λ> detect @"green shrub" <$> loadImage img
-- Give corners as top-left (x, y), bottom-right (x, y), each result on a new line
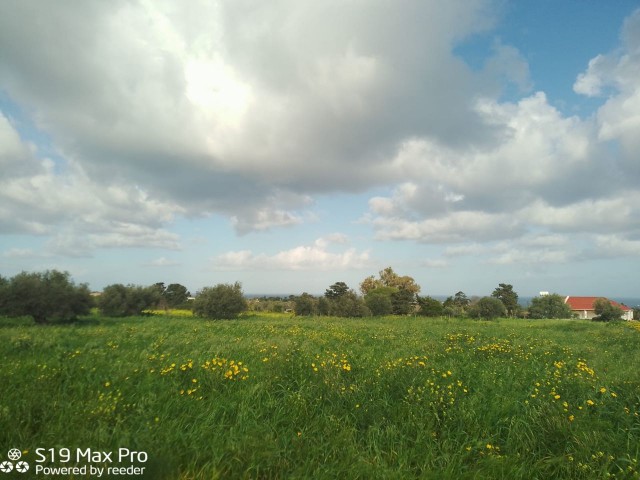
top-left (193, 282), bottom-right (247, 319)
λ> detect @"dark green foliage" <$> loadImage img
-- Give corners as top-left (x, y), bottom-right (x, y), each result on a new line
top-left (468, 296), bottom-right (507, 320)
top-left (294, 293), bottom-right (317, 316)
top-left (528, 294), bottom-right (573, 319)
top-left (0, 270), bottom-right (91, 324)
top-left (99, 284), bottom-right (161, 317)
top-left (164, 283), bottom-right (190, 308)
top-left (593, 298), bottom-right (624, 322)
top-left (491, 283), bottom-right (519, 316)
top-left (193, 282), bottom-right (247, 319)
top-left (329, 291), bottom-right (370, 317)
top-left (365, 290), bottom-right (393, 316)
top-left (322, 282), bottom-right (369, 317)
top-left (443, 291), bottom-right (470, 317)
top-left (417, 296), bottom-right (444, 317)
top-left (318, 296), bottom-right (332, 316)
top-left (364, 287), bottom-right (397, 316)
top-left (324, 281), bottom-right (350, 299)
top-left (391, 288), bottom-right (415, 315)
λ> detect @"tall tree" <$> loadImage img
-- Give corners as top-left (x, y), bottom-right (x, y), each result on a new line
top-left (325, 282), bottom-right (350, 299)
top-left (491, 283), bottom-right (519, 316)
top-left (164, 283), bottom-right (190, 307)
top-left (360, 267), bottom-right (420, 295)
top-left (443, 291), bottom-right (470, 317)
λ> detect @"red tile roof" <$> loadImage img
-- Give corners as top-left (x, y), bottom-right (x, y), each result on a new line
top-left (564, 296), bottom-right (631, 312)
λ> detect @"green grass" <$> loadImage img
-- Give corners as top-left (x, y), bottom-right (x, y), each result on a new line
top-left (1, 315), bottom-right (639, 479)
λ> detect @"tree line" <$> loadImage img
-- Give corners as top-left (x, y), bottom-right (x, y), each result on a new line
top-left (0, 268), bottom-right (632, 324)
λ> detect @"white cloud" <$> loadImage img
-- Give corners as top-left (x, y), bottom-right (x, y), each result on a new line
top-left (214, 236), bottom-right (370, 271)
top-left (0, 111), bottom-right (183, 254)
top-left (1, 248), bottom-right (47, 259)
top-left (146, 257), bottom-right (181, 267)
top-left (421, 258), bottom-right (448, 269)
top-left (0, 1), bottom-right (639, 278)
top-left (574, 8), bottom-right (640, 175)
top-left (593, 234), bottom-right (640, 257)
top-left (0, 0), bottom-right (502, 235)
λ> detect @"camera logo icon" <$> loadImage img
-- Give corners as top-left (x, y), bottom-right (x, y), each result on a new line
top-left (7, 449), bottom-right (21, 461)
top-left (1, 449), bottom-right (29, 474)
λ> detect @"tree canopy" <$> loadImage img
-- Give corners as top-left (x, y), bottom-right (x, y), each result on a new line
top-left (468, 296), bottom-right (507, 320)
top-left (0, 270), bottom-right (92, 324)
top-left (491, 283), bottom-right (519, 316)
top-left (193, 282), bottom-right (247, 319)
top-left (528, 294), bottom-right (573, 319)
top-left (417, 296), bottom-right (444, 317)
top-left (360, 267), bottom-right (421, 295)
top-left (99, 284), bottom-right (161, 317)
top-left (593, 298), bottom-right (624, 322)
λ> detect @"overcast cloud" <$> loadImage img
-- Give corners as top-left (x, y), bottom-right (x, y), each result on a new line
top-left (1, 1), bottom-right (639, 294)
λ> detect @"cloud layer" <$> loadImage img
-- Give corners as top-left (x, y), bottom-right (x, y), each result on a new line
top-left (1, 1), bottom-right (639, 273)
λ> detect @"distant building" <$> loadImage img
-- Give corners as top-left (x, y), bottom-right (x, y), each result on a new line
top-left (564, 296), bottom-right (633, 321)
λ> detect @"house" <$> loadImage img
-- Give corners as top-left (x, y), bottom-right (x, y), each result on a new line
top-left (564, 296), bottom-right (633, 321)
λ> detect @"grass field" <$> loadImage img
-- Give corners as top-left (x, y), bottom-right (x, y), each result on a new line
top-left (1, 314), bottom-right (639, 479)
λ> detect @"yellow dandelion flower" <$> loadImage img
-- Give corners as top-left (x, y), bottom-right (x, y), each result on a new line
top-left (599, 387), bottom-right (607, 394)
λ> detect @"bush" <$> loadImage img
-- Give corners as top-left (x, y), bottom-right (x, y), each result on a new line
top-left (417, 296), bottom-right (444, 317)
top-left (365, 292), bottom-right (393, 316)
top-left (468, 296), bottom-right (506, 320)
top-left (294, 293), bottom-right (317, 316)
top-left (0, 270), bottom-right (92, 324)
top-left (193, 282), bottom-right (247, 319)
top-left (528, 294), bottom-right (573, 319)
top-left (593, 298), bottom-right (624, 322)
top-left (99, 284), bottom-right (161, 317)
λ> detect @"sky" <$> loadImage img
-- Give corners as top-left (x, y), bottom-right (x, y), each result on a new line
top-left (1, 1), bottom-right (640, 298)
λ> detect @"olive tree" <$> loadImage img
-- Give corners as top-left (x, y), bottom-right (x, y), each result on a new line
top-left (0, 270), bottom-right (92, 324)
top-left (593, 298), bottom-right (624, 322)
top-left (528, 294), bottom-right (573, 319)
top-left (98, 284), bottom-right (161, 317)
top-left (193, 282), bottom-right (247, 319)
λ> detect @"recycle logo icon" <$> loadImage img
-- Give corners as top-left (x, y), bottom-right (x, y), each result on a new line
top-left (0, 461), bottom-right (13, 473)
top-left (15, 461), bottom-right (29, 473)
top-left (7, 449), bottom-right (21, 461)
